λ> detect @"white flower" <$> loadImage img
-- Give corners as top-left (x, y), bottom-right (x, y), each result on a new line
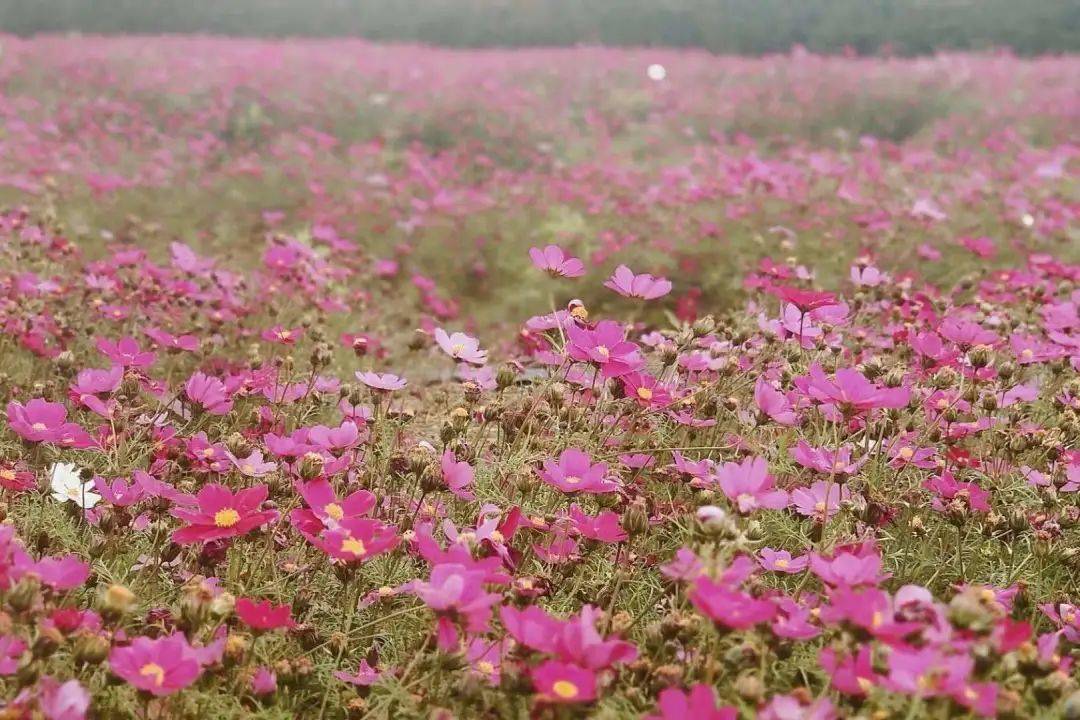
top-left (49, 463), bottom-right (101, 509)
top-left (646, 63), bottom-right (667, 82)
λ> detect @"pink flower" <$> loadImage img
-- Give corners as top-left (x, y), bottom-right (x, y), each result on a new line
top-left (647, 684), bottom-right (737, 720)
top-left (760, 693), bottom-right (837, 720)
top-left (27, 555), bottom-right (90, 591)
top-left (170, 484), bottom-right (278, 545)
top-left (108, 633), bottom-right (202, 696)
top-left (924, 471), bottom-right (991, 513)
top-left (0, 635), bottom-right (26, 674)
top-left (530, 245), bottom-right (585, 278)
top-left (754, 377), bottom-right (798, 426)
top-left (37, 676), bottom-right (91, 720)
top-left (305, 517), bottom-right (399, 563)
top-left (434, 328), bottom-right (488, 365)
top-left (530, 660), bottom-right (597, 704)
top-left (290, 479), bottom-right (376, 534)
top-left (939, 317), bottom-right (998, 348)
top-left (96, 336), bottom-right (156, 368)
top-left (260, 325), bottom-right (302, 345)
top-left (565, 320), bottom-right (643, 378)
top-left (6, 399), bottom-right (95, 448)
top-left (413, 563), bottom-right (501, 635)
top-left (333, 659), bottom-right (385, 687)
top-left (790, 441), bottom-right (866, 476)
top-left (441, 450), bottom-right (476, 500)
top-left (800, 364), bottom-right (910, 414)
top-left (538, 448), bottom-right (619, 495)
top-left (690, 577), bottom-right (777, 629)
top-left (184, 372), bottom-right (233, 415)
top-left (236, 598), bottom-right (296, 631)
top-left (809, 549), bottom-right (888, 587)
top-left (621, 372), bottom-right (672, 408)
top-left (717, 456), bottom-right (788, 514)
top-left (355, 371), bottom-right (407, 391)
top-left (759, 548), bottom-right (808, 574)
top-left (249, 666), bottom-right (277, 696)
top-left (790, 481), bottom-right (850, 520)
top-left (604, 264), bottom-right (672, 299)
top-left (569, 505), bottom-right (627, 543)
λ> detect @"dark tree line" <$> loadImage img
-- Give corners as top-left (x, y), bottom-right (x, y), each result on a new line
top-left (1, 0), bottom-right (1077, 55)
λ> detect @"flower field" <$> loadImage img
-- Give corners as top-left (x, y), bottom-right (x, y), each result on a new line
top-left (0, 35), bottom-right (1078, 719)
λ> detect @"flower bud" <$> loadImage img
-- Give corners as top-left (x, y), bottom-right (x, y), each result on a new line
top-left (73, 634), bottom-right (110, 665)
top-left (298, 452), bottom-right (325, 480)
top-left (100, 584), bottom-right (136, 618)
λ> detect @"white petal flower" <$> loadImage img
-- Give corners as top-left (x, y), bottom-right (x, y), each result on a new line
top-left (49, 462), bottom-right (101, 509)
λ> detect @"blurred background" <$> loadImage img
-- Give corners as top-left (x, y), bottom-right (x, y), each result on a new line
top-left (2, 0), bottom-right (1078, 55)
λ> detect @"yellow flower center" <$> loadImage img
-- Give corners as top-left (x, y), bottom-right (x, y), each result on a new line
top-left (324, 503), bottom-right (344, 520)
top-left (564, 476), bottom-right (581, 485)
top-left (833, 460), bottom-right (847, 470)
top-left (0, 469), bottom-right (15, 481)
top-left (636, 387), bottom-right (653, 400)
top-left (899, 447), bottom-right (914, 459)
top-left (214, 508), bottom-right (240, 528)
top-left (595, 345), bottom-right (610, 357)
top-left (1020, 348), bottom-right (1034, 360)
top-left (341, 537), bottom-right (367, 557)
top-left (489, 530), bottom-right (504, 543)
top-left (814, 501), bottom-right (827, 512)
top-left (278, 330), bottom-right (292, 340)
top-left (552, 680), bottom-right (579, 699)
top-left (241, 464), bottom-right (254, 474)
top-left (476, 660), bottom-right (495, 675)
top-left (202, 448), bottom-right (215, 458)
top-left (140, 662), bottom-right (166, 686)
top-left (775, 558), bottom-right (789, 568)
top-left (451, 343), bottom-right (465, 354)
top-left (32, 422), bottom-right (47, 431)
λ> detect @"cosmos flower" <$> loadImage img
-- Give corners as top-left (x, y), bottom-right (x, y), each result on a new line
top-left (529, 244), bottom-right (585, 278)
top-left (604, 264), bottom-right (672, 299)
top-left (49, 464), bottom-right (101, 509)
top-left (716, 456), bottom-right (788, 514)
top-left (434, 329), bottom-right (488, 365)
top-left (108, 633), bottom-right (202, 696)
top-left (538, 448), bottom-right (619, 495)
top-left (170, 484), bottom-right (278, 544)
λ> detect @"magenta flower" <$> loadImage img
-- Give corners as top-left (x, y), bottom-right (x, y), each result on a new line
top-left (809, 549), bottom-right (888, 588)
top-left (939, 317), bottom-right (998, 348)
top-left (621, 372), bottom-right (672, 408)
top-left (109, 633), bottom-right (202, 696)
top-left (96, 336), bottom-right (156, 368)
top-left (800, 363), bottom-right (910, 414)
top-left (924, 471), bottom-right (991, 513)
top-left (717, 456), bottom-right (788, 513)
top-left (6, 399), bottom-right (95, 448)
top-left (530, 660), bottom-right (597, 704)
top-left (184, 372), bottom-right (233, 415)
top-left (235, 598), bottom-right (297, 631)
top-left (529, 244), bottom-right (585, 278)
top-left (27, 555), bottom-right (90, 591)
top-left (604, 264), bottom-right (672, 299)
top-left (754, 377), bottom-right (798, 426)
top-left (0, 635), bottom-right (26, 675)
top-left (305, 517), bottom-right (399, 564)
top-left (333, 659), bottom-right (386, 687)
top-left (355, 370), bottom-right (407, 391)
top-left (441, 450), bottom-right (476, 500)
top-left (689, 577), bottom-right (777, 629)
top-left (434, 328), bottom-right (488, 365)
top-left (170, 484), bottom-right (278, 545)
top-left (413, 563), bottom-right (501, 634)
top-left (790, 481), bottom-right (850, 520)
top-left (538, 448), bottom-right (618, 494)
top-left (647, 685), bottom-right (736, 720)
top-left (759, 548), bottom-right (809, 574)
top-left (790, 441), bottom-right (866, 476)
top-left (37, 676), bottom-right (91, 720)
top-left (249, 667), bottom-right (277, 696)
top-left (565, 320), bottom-right (643, 378)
